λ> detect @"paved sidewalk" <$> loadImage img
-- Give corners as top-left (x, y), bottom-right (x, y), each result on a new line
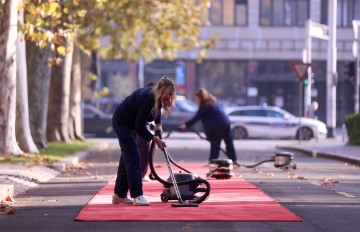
top-left (277, 136), bottom-right (360, 166)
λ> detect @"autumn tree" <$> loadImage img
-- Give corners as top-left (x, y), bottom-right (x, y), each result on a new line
top-left (16, 0), bottom-right (39, 153)
top-left (17, 0), bottom-right (216, 146)
top-left (0, 0), bottom-right (23, 155)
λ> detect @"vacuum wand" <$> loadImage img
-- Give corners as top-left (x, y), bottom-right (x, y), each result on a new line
top-left (162, 147), bottom-right (198, 207)
top-left (162, 147), bottom-right (184, 203)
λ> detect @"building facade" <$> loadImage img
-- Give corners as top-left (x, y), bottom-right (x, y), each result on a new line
top-left (98, 0), bottom-right (360, 126)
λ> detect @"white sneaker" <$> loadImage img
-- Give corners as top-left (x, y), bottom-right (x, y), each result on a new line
top-left (112, 194), bottom-right (133, 204)
top-left (133, 195), bottom-right (150, 206)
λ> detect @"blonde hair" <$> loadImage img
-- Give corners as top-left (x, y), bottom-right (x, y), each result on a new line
top-left (195, 88), bottom-right (216, 107)
top-left (151, 76), bottom-right (176, 117)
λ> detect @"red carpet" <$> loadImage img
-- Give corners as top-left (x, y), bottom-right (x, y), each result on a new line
top-left (75, 163), bottom-right (302, 222)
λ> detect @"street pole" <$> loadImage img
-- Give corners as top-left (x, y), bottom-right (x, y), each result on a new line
top-left (137, 28), bottom-right (144, 88)
top-left (299, 81), bottom-right (303, 145)
top-left (138, 56), bottom-right (144, 88)
top-left (353, 20), bottom-right (360, 114)
top-left (304, 20), bottom-right (312, 117)
top-left (326, 0), bottom-right (337, 138)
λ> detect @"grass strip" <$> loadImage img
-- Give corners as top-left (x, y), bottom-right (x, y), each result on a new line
top-left (0, 140), bottom-right (94, 165)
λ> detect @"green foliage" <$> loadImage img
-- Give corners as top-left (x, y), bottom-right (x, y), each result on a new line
top-left (19, 0), bottom-right (78, 66)
top-left (345, 113), bottom-right (360, 146)
top-left (19, 0), bottom-right (216, 63)
top-left (0, 141), bottom-right (94, 165)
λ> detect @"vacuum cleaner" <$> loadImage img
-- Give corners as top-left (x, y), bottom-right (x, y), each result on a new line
top-left (165, 128), bottom-right (296, 180)
top-left (207, 152), bottom-right (296, 179)
top-left (149, 131), bottom-right (211, 207)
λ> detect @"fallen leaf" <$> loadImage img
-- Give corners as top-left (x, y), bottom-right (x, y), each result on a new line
top-left (263, 173), bottom-right (274, 177)
top-left (5, 196), bottom-right (15, 203)
top-left (319, 177), bottom-right (340, 185)
top-left (182, 225), bottom-right (190, 230)
top-left (0, 202), bottom-right (16, 215)
top-left (6, 207), bottom-right (16, 215)
top-left (4, 156), bottom-right (12, 162)
top-left (288, 172), bottom-right (308, 180)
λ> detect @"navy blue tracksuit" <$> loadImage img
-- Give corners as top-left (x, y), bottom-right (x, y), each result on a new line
top-left (185, 101), bottom-right (238, 162)
top-left (112, 87), bottom-right (160, 198)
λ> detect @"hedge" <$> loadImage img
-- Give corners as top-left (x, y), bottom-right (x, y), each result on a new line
top-left (345, 113), bottom-right (360, 146)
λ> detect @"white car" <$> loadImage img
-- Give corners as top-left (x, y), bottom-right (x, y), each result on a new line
top-left (225, 105), bottom-right (327, 140)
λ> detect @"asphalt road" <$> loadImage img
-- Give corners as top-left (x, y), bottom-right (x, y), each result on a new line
top-left (1, 134), bottom-right (359, 232)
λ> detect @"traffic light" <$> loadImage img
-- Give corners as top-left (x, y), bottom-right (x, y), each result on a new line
top-left (303, 78), bottom-right (309, 86)
top-left (345, 62), bottom-right (355, 84)
top-left (345, 61), bottom-right (355, 78)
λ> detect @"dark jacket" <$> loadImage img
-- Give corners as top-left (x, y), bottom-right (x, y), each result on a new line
top-left (185, 101), bottom-right (230, 135)
top-left (112, 87), bottom-right (161, 142)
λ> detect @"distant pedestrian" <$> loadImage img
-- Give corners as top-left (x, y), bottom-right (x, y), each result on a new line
top-left (309, 101), bottom-right (319, 119)
top-left (112, 76), bottom-right (176, 206)
top-left (178, 88), bottom-right (240, 167)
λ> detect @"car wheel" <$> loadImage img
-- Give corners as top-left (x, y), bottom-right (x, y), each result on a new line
top-left (296, 127), bottom-right (313, 140)
top-left (232, 126), bottom-right (247, 140)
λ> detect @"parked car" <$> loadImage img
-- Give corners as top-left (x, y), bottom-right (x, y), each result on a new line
top-left (161, 96), bottom-right (203, 132)
top-left (83, 104), bottom-right (115, 137)
top-left (225, 105), bottom-right (327, 140)
top-left (83, 96), bottom-right (203, 137)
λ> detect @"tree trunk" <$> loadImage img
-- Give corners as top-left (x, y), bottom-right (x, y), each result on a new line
top-left (47, 40), bottom-right (74, 142)
top-left (69, 45), bottom-right (85, 141)
top-left (26, 43), bottom-right (52, 149)
top-left (0, 0), bottom-right (23, 155)
top-left (15, 2), bottom-right (39, 154)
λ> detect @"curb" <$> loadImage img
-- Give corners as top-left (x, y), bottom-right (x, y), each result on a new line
top-left (277, 145), bottom-right (360, 166)
top-left (50, 142), bottom-right (111, 171)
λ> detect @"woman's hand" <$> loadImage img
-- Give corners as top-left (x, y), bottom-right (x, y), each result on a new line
top-left (153, 136), bottom-right (166, 150)
top-left (178, 124), bottom-right (187, 131)
top-left (155, 124), bottom-right (163, 136)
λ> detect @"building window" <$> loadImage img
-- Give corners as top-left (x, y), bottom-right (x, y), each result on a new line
top-left (209, 0), bottom-right (223, 25)
top-left (235, 0), bottom-right (248, 26)
top-left (196, 60), bottom-right (247, 98)
top-left (260, 0), bottom-right (309, 26)
top-left (208, 0), bottom-right (248, 26)
top-left (321, 0), bottom-right (360, 27)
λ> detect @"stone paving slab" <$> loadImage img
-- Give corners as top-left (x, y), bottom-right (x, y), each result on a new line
top-left (277, 137), bottom-right (360, 166)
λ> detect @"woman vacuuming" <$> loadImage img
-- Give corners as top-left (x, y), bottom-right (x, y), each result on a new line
top-left (178, 88), bottom-right (240, 168)
top-left (112, 76), bottom-right (176, 206)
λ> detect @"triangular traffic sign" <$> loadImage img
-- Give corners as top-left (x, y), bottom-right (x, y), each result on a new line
top-left (290, 62), bottom-right (311, 81)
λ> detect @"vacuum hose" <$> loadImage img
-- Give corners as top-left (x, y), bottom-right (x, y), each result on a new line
top-left (148, 133), bottom-right (211, 205)
top-left (165, 128), bottom-right (279, 169)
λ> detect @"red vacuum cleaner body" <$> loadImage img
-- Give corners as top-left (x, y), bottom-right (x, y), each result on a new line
top-left (207, 159), bottom-right (234, 179)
